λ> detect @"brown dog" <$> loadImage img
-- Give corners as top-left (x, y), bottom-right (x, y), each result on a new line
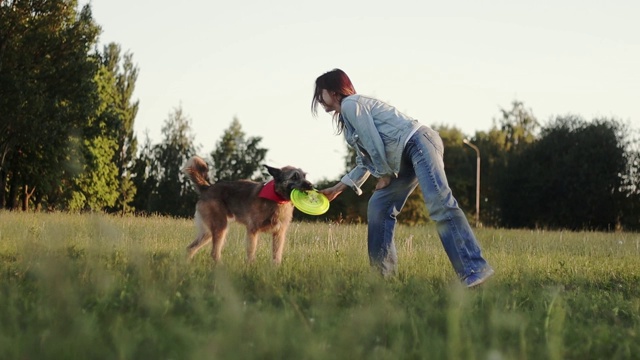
top-left (183, 156), bottom-right (314, 264)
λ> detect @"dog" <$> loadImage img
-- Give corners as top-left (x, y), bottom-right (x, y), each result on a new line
top-left (182, 156), bottom-right (314, 264)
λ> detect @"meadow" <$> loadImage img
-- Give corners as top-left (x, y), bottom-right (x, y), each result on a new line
top-left (0, 212), bottom-right (638, 360)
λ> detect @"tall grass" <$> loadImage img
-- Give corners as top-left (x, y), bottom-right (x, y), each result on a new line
top-left (0, 212), bottom-right (638, 359)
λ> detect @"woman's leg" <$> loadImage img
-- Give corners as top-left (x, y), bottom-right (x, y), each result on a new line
top-left (367, 164), bottom-right (418, 276)
top-left (405, 127), bottom-right (493, 281)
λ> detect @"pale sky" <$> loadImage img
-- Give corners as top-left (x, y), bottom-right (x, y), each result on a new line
top-left (85, 0), bottom-right (639, 183)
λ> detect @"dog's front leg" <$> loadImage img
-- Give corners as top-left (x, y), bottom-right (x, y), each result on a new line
top-left (271, 231), bottom-right (286, 265)
top-left (245, 231), bottom-right (259, 263)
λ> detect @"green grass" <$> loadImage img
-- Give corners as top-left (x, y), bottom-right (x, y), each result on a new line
top-left (0, 212), bottom-right (638, 359)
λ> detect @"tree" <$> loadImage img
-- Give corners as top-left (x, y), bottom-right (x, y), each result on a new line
top-left (619, 135), bottom-right (640, 230)
top-left (150, 105), bottom-right (198, 217)
top-left (495, 100), bottom-right (539, 154)
top-left (501, 116), bottom-right (629, 230)
top-left (68, 135), bottom-right (119, 211)
top-left (130, 132), bottom-right (159, 214)
top-left (58, 43), bottom-right (140, 213)
top-left (0, 0), bottom-right (100, 210)
top-left (210, 118), bottom-right (268, 182)
top-left (436, 124), bottom-right (474, 216)
top-left (64, 51), bottom-right (126, 212)
top-left (467, 128), bottom-right (511, 227)
top-left (100, 43), bottom-right (139, 214)
top-left (479, 100), bottom-right (539, 226)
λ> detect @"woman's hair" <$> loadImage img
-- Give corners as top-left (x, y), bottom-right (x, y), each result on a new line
top-left (311, 68), bottom-right (356, 134)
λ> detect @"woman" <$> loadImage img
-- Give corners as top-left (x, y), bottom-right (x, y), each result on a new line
top-left (312, 68), bottom-right (494, 287)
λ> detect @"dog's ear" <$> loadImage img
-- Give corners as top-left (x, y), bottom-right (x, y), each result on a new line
top-left (264, 165), bottom-right (282, 179)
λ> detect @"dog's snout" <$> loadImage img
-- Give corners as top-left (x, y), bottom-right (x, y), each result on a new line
top-left (302, 181), bottom-right (314, 190)
top-left (287, 180), bottom-right (314, 192)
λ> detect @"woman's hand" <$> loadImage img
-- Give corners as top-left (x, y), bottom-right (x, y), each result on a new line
top-left (319, 182), bottom-right (347, 202)
top-left (375, 176), bottom-right (392, 191)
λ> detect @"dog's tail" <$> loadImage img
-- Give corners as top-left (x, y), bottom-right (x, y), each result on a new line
top-left (183, 156), bottom-right (211, 194)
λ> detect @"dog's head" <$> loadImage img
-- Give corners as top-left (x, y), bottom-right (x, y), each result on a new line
top-left (264, 165), bottom-right (314, 200)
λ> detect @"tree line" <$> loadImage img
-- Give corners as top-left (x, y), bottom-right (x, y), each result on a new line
top-left (2, 1), bottom-right (639, 230)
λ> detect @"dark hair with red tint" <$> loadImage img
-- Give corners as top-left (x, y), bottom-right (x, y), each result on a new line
top-left (311, 68), bottom-right (356, 134)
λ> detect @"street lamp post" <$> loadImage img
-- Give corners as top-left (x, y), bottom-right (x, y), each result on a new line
top-left (463, 139), bottom-right (481, 227)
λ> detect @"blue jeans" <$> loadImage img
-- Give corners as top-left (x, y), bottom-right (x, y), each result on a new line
top-left (367, 126), bottom-right (491, 278)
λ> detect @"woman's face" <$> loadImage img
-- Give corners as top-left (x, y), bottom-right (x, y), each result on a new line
top-left (320, 89), bottom-right (341, 113)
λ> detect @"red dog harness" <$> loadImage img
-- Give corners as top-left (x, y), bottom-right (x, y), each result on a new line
top-left (258, 180), bottom-right (289, 204)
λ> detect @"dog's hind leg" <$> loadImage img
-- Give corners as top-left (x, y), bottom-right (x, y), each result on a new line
top-left (187, 211), bottom-right (212, 260)
top-left (210, 227), bottom-right (228, 263)
top-left (187, 233), bottom-right (212, 260)
top-left (208, 217), bottom-right (229, 263)
top-left (245, 230), bottom-right (259, 263)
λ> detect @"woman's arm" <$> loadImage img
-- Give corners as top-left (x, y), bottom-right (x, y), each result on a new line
top-left (319, 182), bottom-right (348, 201)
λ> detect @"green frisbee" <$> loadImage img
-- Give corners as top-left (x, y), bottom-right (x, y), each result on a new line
top-left (290, 189), bottom-right (330, 215)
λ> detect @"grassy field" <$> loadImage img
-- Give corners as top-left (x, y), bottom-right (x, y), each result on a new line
top-left (0, 212), bottom-right (638, 359)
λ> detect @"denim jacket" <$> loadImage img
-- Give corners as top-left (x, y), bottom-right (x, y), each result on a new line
top-left (339, 94), bottom-right (422, 195)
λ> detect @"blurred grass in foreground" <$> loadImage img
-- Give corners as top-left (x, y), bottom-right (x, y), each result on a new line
top-left (0, 212), bottom-right (638, 359)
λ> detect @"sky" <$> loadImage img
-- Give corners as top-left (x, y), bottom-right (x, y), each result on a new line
top-left (83, 0), bottom-right (639, 183)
